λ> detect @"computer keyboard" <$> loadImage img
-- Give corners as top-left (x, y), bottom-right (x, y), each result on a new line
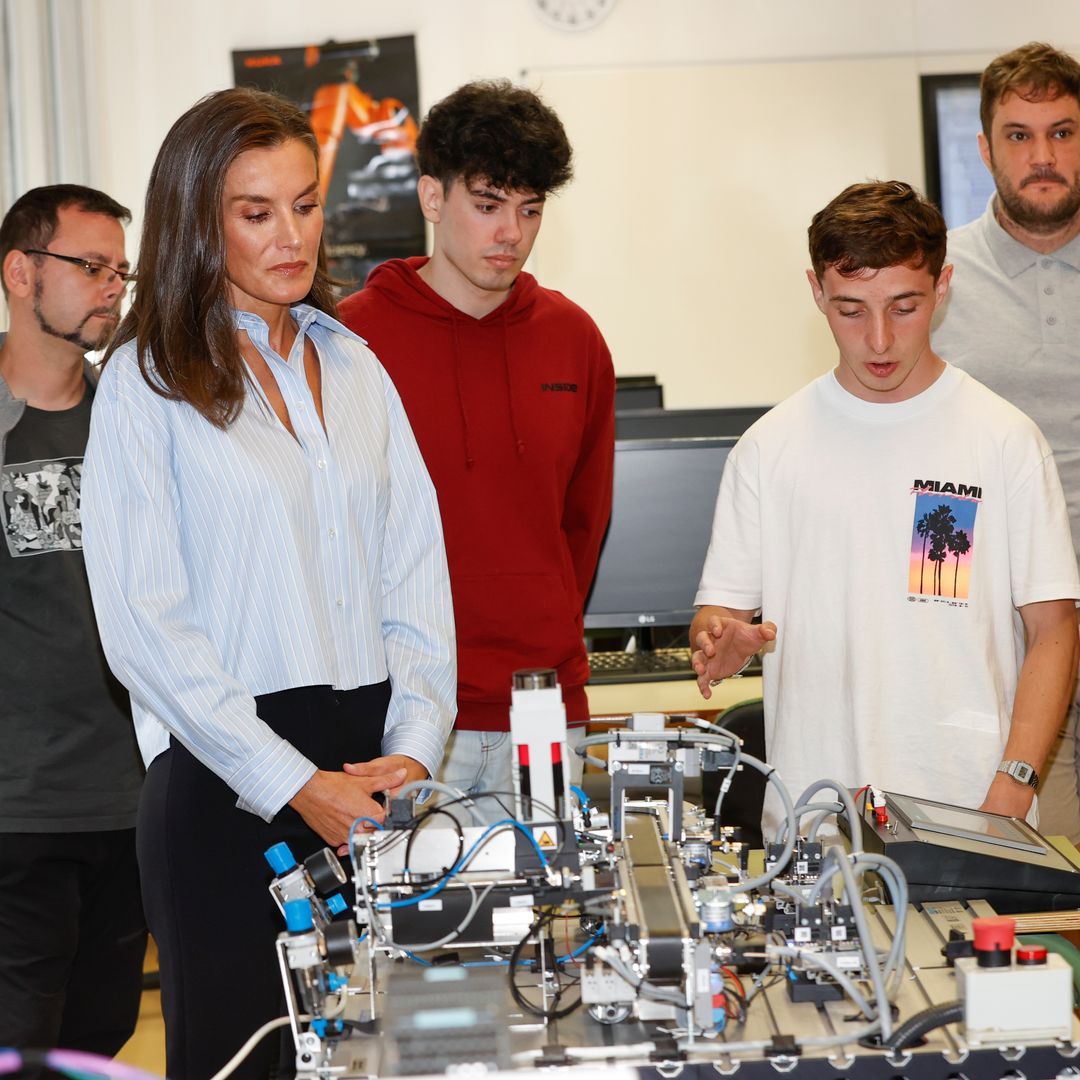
top-left (587, 647), bottom-right (695, 684)
top-left (587, 647), bottom-right (763, 685)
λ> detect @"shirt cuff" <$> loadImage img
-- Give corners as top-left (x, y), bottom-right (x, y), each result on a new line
top-left (231, 736), bottom-right (318, 822)
top-left (694, 589), bottom-right (762, 611)
top-left (382, 717), bottom-right (450, 782)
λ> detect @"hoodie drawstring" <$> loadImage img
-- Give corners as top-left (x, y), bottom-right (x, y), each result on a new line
top-left (502, 308), bottom-right (526, 457)
top-left (450, 316), bottom-right (476, 468)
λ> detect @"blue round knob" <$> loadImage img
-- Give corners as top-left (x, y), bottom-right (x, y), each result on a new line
top-left (265, 842), bottom-right (297, 875)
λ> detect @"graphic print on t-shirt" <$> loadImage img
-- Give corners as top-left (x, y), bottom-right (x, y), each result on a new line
top-left (1, 457), bottom-right (84, 556)
top-left (907, 479), bottom-right (981, 603)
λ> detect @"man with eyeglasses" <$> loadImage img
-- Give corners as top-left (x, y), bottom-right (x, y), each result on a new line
top-left (0, 185), bottom-right (145, 1062)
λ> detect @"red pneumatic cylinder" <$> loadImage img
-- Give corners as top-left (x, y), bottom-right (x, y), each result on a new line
top-left (972, 916), bottom-right (1015, 968)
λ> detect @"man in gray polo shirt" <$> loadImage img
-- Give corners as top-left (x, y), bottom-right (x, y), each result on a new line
top-left (933, 41), bottom-right (1080, 841)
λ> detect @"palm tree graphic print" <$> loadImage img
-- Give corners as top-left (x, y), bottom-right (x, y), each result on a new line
top-left (909, 493), bottom-right (979, 599)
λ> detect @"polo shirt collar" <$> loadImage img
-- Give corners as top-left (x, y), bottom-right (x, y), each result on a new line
top-left (980, 194), bottom-right (1080, 276)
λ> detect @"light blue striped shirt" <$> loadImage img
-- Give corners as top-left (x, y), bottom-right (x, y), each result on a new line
top-left (81, 305), bottom-right (456, 821)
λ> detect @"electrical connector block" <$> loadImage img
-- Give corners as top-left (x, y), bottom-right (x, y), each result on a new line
top-left (870, 787), bottom-right (888, 827)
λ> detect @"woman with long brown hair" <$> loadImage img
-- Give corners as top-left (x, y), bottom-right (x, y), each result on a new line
top-left (81, 87), bottom-right (455, 1078)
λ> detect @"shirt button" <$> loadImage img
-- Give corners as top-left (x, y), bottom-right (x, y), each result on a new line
top-left (1047, 315), bottom-right (1058, 326)
top-left (1044, 285), bottom-right (1055, 295)
top-left (328, 528), bottom-right (337, 539)
top-left (336, 598), bottom-right (344, 608)
top-left (317, 460), bottom-right (326, 470)
top-left (1042, 258), bottom-right (1053, 268)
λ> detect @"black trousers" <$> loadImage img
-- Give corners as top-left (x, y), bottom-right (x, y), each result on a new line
top-left (0, 828), bottom-right (145, 1057)
top-left (137, 682), bottom-right (389, 1080)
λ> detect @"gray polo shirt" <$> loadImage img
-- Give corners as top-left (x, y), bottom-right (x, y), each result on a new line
top-left (932, 200), bottom-right (1080, 561)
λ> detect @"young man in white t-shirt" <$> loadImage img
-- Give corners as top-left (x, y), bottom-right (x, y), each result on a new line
top-left (691, 180), bottom-right (1080, 836)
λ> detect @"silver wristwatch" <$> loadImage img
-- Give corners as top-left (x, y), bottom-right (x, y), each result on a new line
top-left (997, 759), bottom-right (1040, 790)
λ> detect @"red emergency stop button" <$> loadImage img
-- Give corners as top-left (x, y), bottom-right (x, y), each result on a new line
top-left (972, 916), bottom-right (1015, 967)
top-left (972, 916), bottom-right (1015, 952)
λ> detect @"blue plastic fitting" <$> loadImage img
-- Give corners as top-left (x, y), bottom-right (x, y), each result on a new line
top-left (284, 898), bottom-right (314, 933)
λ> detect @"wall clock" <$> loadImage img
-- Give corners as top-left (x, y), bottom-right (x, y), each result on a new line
top-left (531, 0), bottom-right (617, 32)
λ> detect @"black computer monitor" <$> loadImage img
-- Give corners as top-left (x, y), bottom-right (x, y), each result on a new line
top-left (615, 376), bottom-right (664, 412)
top-left (584, 435), bottom-right (736, 632)
top-left (615, 406), bottom-right (770, 440)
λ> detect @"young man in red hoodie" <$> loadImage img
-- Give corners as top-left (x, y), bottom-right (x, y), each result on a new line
top-left (339, 80), bottom-right (614, 819)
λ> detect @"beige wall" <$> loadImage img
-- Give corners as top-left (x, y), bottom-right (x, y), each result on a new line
top-left (80, 0), bottom-right (1080, 404)
top-left (533, 57), bottom-right (927, 406)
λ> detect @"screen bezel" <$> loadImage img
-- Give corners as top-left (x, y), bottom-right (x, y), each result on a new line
top-left (886, 791), bottom-right (1048, 856)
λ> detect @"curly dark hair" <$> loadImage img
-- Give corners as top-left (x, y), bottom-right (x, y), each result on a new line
top-left (980, 42), bottom-right (1080, 137)
top-left (416, 79), bottom-right (573, 196)
top-left (808, 181), bottom-right (947, 282)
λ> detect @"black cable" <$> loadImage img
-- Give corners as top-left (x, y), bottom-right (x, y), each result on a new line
top-left (508, 909), bottom-right (583, 1020)
top-left (467, 789), bottom-right (562, 821)
top-left (421, 788), bottom-right (562, 827)
top-left (883, 1001), bottom-right (963, 1050)
top-left (451, 788), bottom-right (517, 819)
top-left (402, 806), bottom-right (465, 880)
top-left (427, 789), bottom-right (568, 855)
top-left (722, 987), bottom-right (746, 1023)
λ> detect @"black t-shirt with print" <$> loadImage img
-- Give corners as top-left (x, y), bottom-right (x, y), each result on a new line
top-left (0, 384), bottom-right (142, 830)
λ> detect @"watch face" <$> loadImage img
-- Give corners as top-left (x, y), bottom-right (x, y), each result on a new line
top-left (1000, 760), bottom-right (1037, 787)
top-left (532, 0), bottom-right (617, 31)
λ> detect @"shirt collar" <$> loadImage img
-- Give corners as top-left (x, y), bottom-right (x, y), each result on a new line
top-left (979, 194), bottom-right (1080, 276)
top-left (232, 303), bottom-right (369, 349)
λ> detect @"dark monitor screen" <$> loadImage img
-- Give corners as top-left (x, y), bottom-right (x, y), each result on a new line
top-left (615, 406), bottom-right (770, 440)
top-left (615, 385), bottom-right (665, 411)
top-left (584, 436), bottom-right (736, 630)
top-left (615, 375), bottom-right (664, 412)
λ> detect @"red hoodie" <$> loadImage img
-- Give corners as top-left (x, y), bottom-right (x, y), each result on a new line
top-left (338, 256), bottom-right (614, 730)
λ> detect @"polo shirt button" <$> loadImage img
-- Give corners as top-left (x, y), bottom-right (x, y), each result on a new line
top-left (1041, 258), bottom-right (1053, 268)
top-left (1047, 315), bottom-right (1058, 326)
top-left (1044, 285), bottom-right (1054, 295)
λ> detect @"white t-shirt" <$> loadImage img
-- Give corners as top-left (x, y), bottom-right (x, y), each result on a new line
top-left (695, 365), bottom-right (1080, 837)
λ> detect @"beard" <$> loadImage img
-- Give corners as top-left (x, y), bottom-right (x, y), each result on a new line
top-left (992, 162), bottom-right (1080, 234)
top-left (33, 278), bottom-right (117, 352)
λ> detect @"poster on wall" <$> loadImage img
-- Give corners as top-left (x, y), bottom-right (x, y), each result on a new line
top-left (232, 36), bottom-right (425, 294)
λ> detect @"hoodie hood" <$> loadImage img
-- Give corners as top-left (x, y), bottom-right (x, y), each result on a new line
top-left (363, 255), bottom-right (540, 326)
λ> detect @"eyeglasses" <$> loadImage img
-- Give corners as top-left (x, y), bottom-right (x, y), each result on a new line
top-left (23, 249), bottom-right (137, 286)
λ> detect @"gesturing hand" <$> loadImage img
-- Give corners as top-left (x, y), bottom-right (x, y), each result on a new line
top-left (691, 615), bottom-right (776, 699)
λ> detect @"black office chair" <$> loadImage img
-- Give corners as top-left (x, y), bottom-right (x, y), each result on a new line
top-left (702, 698), bottom-right (767, 849)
